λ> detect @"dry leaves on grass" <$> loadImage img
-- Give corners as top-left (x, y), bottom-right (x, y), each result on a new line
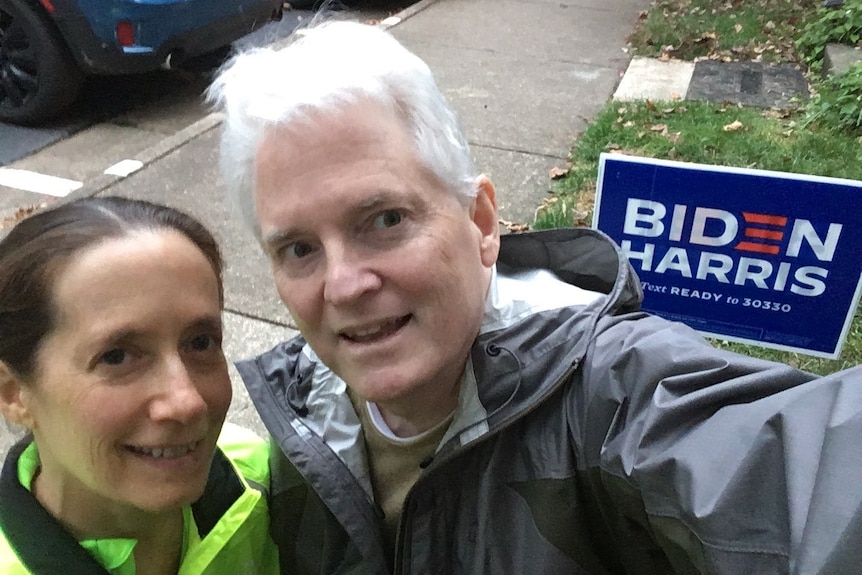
top-left (629, 0), bottom-right (807, 63)
top-left (722, 119), bottom-right (745, 131)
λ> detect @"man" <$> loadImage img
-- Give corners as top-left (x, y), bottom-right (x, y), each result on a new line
top-left (208, 21), bottom-right (862, 574)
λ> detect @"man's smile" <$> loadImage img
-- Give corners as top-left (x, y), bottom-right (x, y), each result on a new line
top-left (338, 315), bottom-right (412, 344)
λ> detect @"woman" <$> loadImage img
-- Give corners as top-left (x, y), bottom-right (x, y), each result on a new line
top-left (0, 197), bottom-right (278, 575)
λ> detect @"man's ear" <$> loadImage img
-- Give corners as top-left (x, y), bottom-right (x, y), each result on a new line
top-left (471, 176), bottom-right (501, 268)
top-left (0, 363), bottom-right (35, 429)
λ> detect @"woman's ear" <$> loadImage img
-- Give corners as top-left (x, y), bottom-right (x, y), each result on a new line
top-left (471, 175), bottom-right (501, 268)
top-left (0, 363), bottom-right (35, 429)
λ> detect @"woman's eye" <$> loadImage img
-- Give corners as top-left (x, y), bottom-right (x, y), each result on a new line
top-left (98, 348), bottom-right (127, 366)
top-left (372, 210), bottom-right (403, 229)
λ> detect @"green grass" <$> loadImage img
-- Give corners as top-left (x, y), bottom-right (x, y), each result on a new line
top-left (534, 102), bottom-right (862, 375)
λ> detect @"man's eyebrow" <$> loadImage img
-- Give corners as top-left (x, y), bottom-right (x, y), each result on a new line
top-left (261, 191), bottom-right (413, 248)
top-left (262, 228), bottom-right (298, 250)
top-left (353, 191), bottom-right (403, 213)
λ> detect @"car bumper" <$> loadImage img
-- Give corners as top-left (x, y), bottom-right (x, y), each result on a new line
top-left (49, 0), bottom-right (283, 75)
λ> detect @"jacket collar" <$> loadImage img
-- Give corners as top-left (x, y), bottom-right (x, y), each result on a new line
top-left (0, 437), bottom-right (245, 575)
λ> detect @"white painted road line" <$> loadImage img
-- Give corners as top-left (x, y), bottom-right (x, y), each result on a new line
top-left (614, 57), bottom-right (696, 102)
top-left (104, 159), bottom-right (144, 177)
top-left (0, 168), bottom-right (83, 197)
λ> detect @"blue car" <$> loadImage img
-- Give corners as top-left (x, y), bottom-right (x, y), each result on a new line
top-left (0, 0), bottom-right (283, 125)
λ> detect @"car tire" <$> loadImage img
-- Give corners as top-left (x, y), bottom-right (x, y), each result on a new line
top-left (0, 0), bottom-right (83, 125)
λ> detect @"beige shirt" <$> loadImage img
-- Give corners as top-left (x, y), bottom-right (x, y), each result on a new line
top-left (349, 391), bottom-right (452, 558)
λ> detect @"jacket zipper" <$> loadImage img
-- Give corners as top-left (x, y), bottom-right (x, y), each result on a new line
top-left (392, 360), bottom-right (581, 574)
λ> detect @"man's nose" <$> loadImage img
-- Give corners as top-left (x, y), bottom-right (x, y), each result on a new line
top-left (149, 358), bottom-right (208, 423)
top-left (323, 248), bottom-right (382, 305)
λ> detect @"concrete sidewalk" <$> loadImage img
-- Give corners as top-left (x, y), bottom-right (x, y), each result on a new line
top-left (0, 0), bottom-right (652, 459)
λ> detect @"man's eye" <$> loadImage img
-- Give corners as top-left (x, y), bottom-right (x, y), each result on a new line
top-left (99, 349), bottom-right (127, 366)
top-left (285, 241), bottom-right (314, 259)
top-left (373, 210), bottom-right (403, 229)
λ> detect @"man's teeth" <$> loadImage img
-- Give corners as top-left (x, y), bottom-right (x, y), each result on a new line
top-left (130, 442), bottom-right (197, 458)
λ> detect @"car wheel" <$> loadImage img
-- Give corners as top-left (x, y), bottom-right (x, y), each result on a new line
top-left (0, 0), bottom-right (83, 125)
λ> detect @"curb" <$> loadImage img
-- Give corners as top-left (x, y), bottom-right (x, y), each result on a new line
top-left (64, 0), bottom-right (445, 204)
top-left (64, 112), bottom-right (224, 204)
top-left (378, 0), bottom-right (441, 29)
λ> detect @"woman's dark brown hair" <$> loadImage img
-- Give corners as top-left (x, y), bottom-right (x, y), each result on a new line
top-left (0, 197), bottom-right (223, 380)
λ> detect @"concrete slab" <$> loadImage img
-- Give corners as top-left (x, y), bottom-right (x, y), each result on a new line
top-left (614, 57), bottom-right (694, 101)
top-left (824, 43), bottom-right (862, 77)
top-left (687, 61), bottom-right (808, 108)
top-left (391, 0), bottom-right (639, 69)
top-left (471, 144), bottom-right (563, 226)
top-left (92, 127), bottom-right (294, 327)
top-left (405, 42), bottom-right (619, 157)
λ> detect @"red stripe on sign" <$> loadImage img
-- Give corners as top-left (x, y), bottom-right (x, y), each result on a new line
top-left (742, 212), bottom-right (788, 226)
top-left (735, 241), bottom-right (781, 255)
top-left (744, 228), bottom-right (784, 240)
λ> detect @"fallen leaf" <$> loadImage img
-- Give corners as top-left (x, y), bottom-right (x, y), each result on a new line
top-left (670, 93), bottom-right (682, 100)
top-left (734, 23), bottom-right (743, 33)
top-left (549, 166), bottom-right (570, 180)
top-left (0, 203), bottom-right (48, 229)
top-left (762, 109), bottom-right (790, 119)
top-left (499, 219), bottom-right (530, 233)
top-left (571, 208), bottom-right (591, 227)
top-left (650, 123), bottom-right (669, 133)
top-left (723, 120), bottom-right (745, 131)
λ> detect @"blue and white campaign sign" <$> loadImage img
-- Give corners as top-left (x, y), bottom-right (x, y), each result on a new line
top-left (594, 153), bottom-right (862, 359)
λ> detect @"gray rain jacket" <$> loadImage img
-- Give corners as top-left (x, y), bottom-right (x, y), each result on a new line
top-left (237, 228), bottom-right (862, 575)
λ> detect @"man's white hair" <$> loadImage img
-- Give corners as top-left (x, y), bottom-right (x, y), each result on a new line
top-left (207, 20), bottom-right (478, 235)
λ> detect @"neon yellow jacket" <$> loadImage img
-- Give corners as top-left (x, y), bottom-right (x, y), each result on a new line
top-left (0, 423), bottom-right (278, 575)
